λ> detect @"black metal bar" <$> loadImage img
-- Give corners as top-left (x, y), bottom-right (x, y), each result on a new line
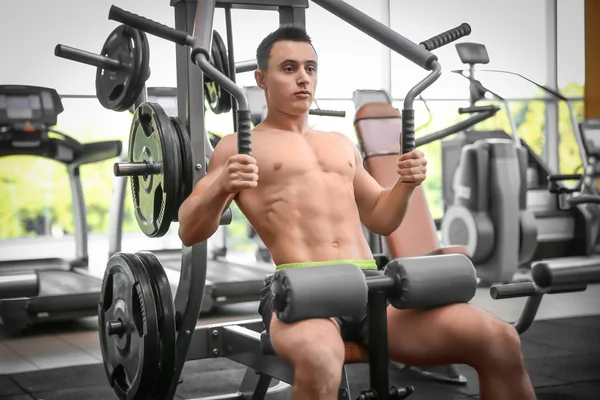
top-left (547, 173), bottom-right (583, 182)
top-left (225, 5), bottom-right (238, 132)
top-left (311, 0), bottom-right (436, 71)
top-left (415, 110), bottom-right (499, 148)
top-left (113, 161), bottom-right (162, 177)
top-left (365, 274), bottom-right (394, 292)
top-left (167, 1), bottom-right (213, 400)
top-left (54, 45), bottom-right (123, 71)
top-left (214, 0), bottom-right (308, 8)
top-left (368, 290), bottom-right (390, 400)
top-left (513, 294), bottom-right (543, 335)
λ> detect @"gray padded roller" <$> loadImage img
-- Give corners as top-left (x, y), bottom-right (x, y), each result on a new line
top-left (0, 271), bottom-right (39, 299)
top-left (384, 254), bottom-right (477, 310)
top-left (271, 264), bottom-right (368, 323)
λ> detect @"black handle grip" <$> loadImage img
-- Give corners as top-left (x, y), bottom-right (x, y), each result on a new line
top-left (490, 282), bottom-right (537, 299)
top-left (109, 5), bottom-right (190, 46)
top-left (401, 109), bottom-right (415, 154)
top-left (458, 105), bottom-right (500, 114)
top-left (237, 110), bottom-right (252, 156)
top-left (547, 173), bottom-right (582, 182)
top-left (419, 23), bottom-right (472, 51)
top-left (309, 109), bottom-right (346, 118)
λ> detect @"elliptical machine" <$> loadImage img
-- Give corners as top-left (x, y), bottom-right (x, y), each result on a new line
top-left (440, 43), bottom-right (538, 285)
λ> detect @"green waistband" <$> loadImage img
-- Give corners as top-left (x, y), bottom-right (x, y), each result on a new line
top-left (276, 259), bottom-right (378, 271)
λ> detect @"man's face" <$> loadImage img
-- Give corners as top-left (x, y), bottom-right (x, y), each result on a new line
top-left (256, 40), bottom-right (318, 116)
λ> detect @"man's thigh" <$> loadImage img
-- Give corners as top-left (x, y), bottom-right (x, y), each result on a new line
top-left (385, 302), bottom-right (506, 367)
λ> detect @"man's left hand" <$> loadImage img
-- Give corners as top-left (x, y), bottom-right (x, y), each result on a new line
top-left (397, 150), bottom-right (427, 186)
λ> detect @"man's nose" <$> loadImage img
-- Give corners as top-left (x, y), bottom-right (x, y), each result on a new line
top-left (297, 70), bottom-right (309, 85)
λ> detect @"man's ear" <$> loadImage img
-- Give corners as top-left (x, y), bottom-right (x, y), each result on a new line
top-left (254, 69), bottom-right (266, 89)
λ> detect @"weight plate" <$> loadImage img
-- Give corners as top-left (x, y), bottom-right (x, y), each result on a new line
top-left (96, 25), bottom-right (150, 112)
top-left (170, 116), bottom-right (194, 218)
top-left (204, 30), bottom-right (232, 115)
top-left (98, 252), bottom-right (160, 400)
top-left (128, 102), bottom-right (180, 237)
top-left (136, 251), bottom-right (177, 398)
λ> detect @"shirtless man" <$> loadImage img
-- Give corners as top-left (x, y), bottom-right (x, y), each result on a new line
top-left (178, 26), bottom-right (536, 400)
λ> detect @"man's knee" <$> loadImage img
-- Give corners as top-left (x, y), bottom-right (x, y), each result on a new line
top-left (482, 320), bottom-right (525, 369)
top-left (270, 319), bottom-right (345, 389)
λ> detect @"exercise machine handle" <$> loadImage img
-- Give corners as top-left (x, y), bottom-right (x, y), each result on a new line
top-left (490, 282), bottom-right (537, 299)
top-left (309, 109), bottom-right (346, 118)
top-left (401, 109), bottom-right (415, 154)
top-left (109, 5), bottom-right (191, 47)
top-left (419, 23), bottom-right (472, 52)
top-left (547, 173), bottom-right (582, 182)
top-left (458, 105), bottom-right (500, 114)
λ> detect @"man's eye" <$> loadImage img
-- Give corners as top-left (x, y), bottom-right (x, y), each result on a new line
top-left (284, 66), bottom-right (294, 72)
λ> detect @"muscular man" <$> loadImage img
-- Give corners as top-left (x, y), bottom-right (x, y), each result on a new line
top-left (178, 26), bottom-right (536, 400)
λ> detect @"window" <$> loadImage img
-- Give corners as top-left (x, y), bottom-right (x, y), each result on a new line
top-left (557, 0), bottom-right (585, 175)
top-left (389, 0), bottom-right (548, 99)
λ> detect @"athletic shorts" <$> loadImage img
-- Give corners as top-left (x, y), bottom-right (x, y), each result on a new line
top-left (258, 259), bottom-right (380, 346)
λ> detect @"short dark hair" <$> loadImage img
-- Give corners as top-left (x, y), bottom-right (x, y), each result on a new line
top-left (256, 25), bottom-right (315, 71)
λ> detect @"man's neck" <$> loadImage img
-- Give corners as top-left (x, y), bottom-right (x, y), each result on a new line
top-left (261, 108), bottom-right (310, 134)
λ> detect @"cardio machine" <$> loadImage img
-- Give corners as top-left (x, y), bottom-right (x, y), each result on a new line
top-left (0, 85), bottom-right (122, 334)
top-left (437, 42), bottom-right (596, 284)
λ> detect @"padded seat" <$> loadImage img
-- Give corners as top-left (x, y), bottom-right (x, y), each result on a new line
top-left (260, 331), bottom-right (368, 363)
top-left (354, 102), bottom-right (470, 259)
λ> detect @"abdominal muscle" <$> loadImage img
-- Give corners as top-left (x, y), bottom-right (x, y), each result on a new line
top-left (237, 172), bottom-right (374, 266)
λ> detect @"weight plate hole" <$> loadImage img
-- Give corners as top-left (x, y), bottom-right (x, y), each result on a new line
top-left (132, 285), bottom-right (144, 337)
top-left (154, 186), bottom-right (164, 220)
top-left (112, 364), bottom-right (129, 389)
top-left (102, 274), bottom-right (114, 311)
top-left (109, 84), bottom-right (124, 101)
top-left (140, 113), bottom-right (153, 138)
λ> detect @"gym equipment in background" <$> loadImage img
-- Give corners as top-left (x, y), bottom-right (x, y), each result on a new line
top-left (0, 85), bottom-right (122, 334)
top-left (428, 42), bottom-right (592, 284)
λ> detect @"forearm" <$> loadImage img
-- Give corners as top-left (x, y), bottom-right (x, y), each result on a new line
top-left (368, 179), bottom-right (416, 236)
top-left (178, 182), bottom-right (233, 247)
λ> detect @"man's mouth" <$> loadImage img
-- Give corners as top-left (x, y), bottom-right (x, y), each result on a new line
top-left (294, 90), bottom-right (311, 97)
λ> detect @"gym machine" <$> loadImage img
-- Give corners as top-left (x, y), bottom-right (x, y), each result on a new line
top-left (529, 118), bottom-right (600, 287)
top-left (55, 23), bottom-right (281, 315)
top-left (54, 2), bottom-right (595, 399)
top-left (0, 85), bottom-right (122, 334)
top-left (437, 42), bottom-right (596, 284)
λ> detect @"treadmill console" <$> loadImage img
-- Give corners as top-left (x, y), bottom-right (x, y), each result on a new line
top-left (0, 85), bottom-right (64, 129)
top-left (581, 119), bottom-right (600, 158)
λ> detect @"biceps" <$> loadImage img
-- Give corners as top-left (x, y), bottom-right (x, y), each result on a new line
top-left (353, 167), bottom-right (383, 216)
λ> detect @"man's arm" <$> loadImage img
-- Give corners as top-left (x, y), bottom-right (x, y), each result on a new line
top-left (177, 134), bottom-right (237, 247)
top-left (352, 145), bottom-right (426, 236)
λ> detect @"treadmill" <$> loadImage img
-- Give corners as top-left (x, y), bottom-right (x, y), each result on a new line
top-left (106, 86), bottom-right (275, 315)
top-left (0, 85), bottom-right (122, 334)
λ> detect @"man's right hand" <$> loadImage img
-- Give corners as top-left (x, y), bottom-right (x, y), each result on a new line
top-left (219, 154), bottom-right (259, 194)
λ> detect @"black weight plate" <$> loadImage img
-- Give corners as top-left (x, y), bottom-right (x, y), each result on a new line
top-left (213, 31), bottom-right (232, 114)
top-left (136, 251), bottom-right (177, 398)
top-left (98, 252), bottom-right (161, 400)
top-left (204, 30), bottom-right (231, 115)
top-left (96, 25), bottom-right (149, 112)
top-left (170, 117), bottom-right (193, 219)
top-left (128, 102), bottom-right (180, 237)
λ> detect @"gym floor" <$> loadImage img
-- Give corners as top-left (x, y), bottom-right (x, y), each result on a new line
top-left (1, 259), bottom-right (599, 399)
